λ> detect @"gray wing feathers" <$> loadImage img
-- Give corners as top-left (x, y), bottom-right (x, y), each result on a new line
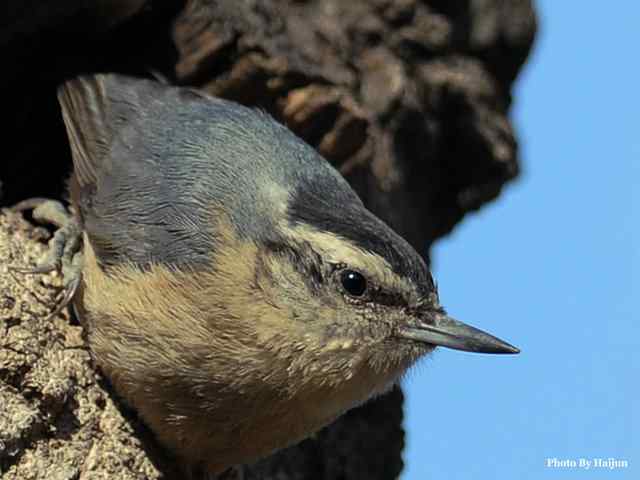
top-left (56, 74), bottom-right (339, 271)
top-left (58, 77), bottom-right (109, 188)
top-left (58, 75), bottom-right (220, 270)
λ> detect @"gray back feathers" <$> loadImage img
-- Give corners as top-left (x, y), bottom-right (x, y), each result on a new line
top-left (59, 74), bottom-right (355, 270)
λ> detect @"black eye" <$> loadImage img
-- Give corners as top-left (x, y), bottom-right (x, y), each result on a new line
top-left (340, 270), bottom-right (367, 297)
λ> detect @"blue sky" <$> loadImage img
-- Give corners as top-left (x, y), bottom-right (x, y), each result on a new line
top-left (402, 1), bottom-right (637, 479)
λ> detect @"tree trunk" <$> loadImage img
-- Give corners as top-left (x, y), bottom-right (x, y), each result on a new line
top-left (0, 1), bottom-right (536, 478)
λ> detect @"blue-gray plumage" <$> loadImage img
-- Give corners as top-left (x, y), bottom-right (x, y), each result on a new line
top-left (48, 74), bottom-right (520, 475)
top-left (63, 75), bottom-right (432, 296)
top-left (63, 77), bottom-right (360, 269)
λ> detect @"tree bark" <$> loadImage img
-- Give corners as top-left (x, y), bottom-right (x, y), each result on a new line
top-left (0, 1), bottom-right (536, 478)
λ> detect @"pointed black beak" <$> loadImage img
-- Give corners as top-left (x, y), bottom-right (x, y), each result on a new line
top-left (397, 312), bottom-right (520, 354)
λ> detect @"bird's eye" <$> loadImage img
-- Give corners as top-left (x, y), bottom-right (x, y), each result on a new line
top-left (340, 270), bottom-right (367, 297)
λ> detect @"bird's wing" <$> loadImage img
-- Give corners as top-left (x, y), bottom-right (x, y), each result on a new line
top-left (58, 74), bottom-right (217, 270)
top-left (58, 76), bottom-right (108, 190)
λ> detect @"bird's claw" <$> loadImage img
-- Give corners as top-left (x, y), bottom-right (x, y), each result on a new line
top-left (10, 198), bottom-right (84, 319)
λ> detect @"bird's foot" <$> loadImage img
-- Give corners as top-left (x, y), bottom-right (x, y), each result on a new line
top-left (11, 198), bottom-right (84, 320)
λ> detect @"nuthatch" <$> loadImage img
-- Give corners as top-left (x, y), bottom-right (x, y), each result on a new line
top-left (15, 74), bottom-right (518, 475)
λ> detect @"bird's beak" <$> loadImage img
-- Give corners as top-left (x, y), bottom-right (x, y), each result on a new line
top-left (397, 311), bottom-right (520, 354)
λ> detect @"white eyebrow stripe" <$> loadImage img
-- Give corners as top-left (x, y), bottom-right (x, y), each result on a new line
top-left (279, 223), bottom-right (413, 294)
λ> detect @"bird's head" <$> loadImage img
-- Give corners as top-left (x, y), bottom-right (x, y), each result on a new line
top-left (203, 117), bottom-right (520, 400)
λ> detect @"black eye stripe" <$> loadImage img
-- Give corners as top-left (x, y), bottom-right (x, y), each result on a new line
top-left (340, 270), bottom-right (367, 297)
top-left (263, 241), bottom-right (411, 307)
top-left (367, 286), bottom-right (406, 308)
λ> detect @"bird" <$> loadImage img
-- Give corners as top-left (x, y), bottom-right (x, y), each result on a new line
top-left (14, 74), bottom-right (519, 475)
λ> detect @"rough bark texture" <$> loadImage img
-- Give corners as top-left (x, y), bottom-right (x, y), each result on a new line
top-left (0, 1), bottom-right (536, 478)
